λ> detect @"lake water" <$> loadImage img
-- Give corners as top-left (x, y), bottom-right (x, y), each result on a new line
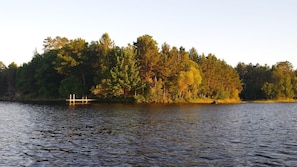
top-left (1, 102), bottom-right (297, 166)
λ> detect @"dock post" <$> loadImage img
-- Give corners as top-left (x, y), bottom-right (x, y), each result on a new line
top-left (69, 94), bottom-right (72, 105)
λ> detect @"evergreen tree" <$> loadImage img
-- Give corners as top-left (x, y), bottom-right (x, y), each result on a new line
top-left (134, 35), bottom-right (160, 86)
top-left (93, 33), bottom-right (116, 82)
top-left (198, 54), bottom-right (242, 100)
top-left (6, 62), bottom-right (18, 99)
top-left (56, 38), bottom-right (91, 96)
top-left (107, 45), bottom-right (141, 97)
top-left (236, 63), bottom-right (271, 100)
top-left (35, 50), bottom-right (63, 98)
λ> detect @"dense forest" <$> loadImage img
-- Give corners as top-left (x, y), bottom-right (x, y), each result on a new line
top-left (0, 33), bottom-right (296, 103)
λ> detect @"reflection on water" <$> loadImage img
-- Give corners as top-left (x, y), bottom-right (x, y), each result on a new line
top-left (1, 102), bottom-right (297, 166)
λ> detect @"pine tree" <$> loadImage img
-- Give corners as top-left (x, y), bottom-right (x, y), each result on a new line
top-left (94, 45), bottom-right (141, 98)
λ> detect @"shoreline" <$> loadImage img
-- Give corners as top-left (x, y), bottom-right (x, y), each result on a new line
top-left (2, 97), bottom-right (297, 105)
top-left (0, 98), bottom-right (240, 105)
top-left (245, 99), bottom-right (297, 103)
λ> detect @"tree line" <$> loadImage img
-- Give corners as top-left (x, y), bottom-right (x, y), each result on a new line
top-left (0, 33), bottom-right (296, 103)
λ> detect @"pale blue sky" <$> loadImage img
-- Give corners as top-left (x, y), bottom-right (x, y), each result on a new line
top-left (1, 0), bottom-right (297, 68)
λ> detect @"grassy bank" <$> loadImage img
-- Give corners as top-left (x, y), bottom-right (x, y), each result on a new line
top-left (184, 98), bottom-right (242, 104)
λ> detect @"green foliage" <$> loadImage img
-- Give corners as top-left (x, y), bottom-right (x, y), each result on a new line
top-left (237, 61), bottom-right (297, 101)
top-left (134, 94), bottom-right (146, 103)
top-left (6, 62), bottom-right (18, 99)
top-left (293, 77), bottom-right (297, 97)
top-left (177, 64), bottom-right (202, 99)
top-left (262, 82), bottom-right (275, 99)
top-left (10, 33), bottom-right (245, 102)
top-left (56, 38), bottom-right (88, 76)
top-left (91, 79), bottom-right (109, 97)
top-left (197, 54), bottom-right (242, 100)
top-left (16, 33), bottom-right (297, 103)
top-left (16, 62), bottom-right (38, 98)
top-left (236, 63), bottom-right (271, 100)
top-left (0, 61), bottom-right (7, 98)
top-left (134, 35), bottom-right (160, 85)
top-left (15, 51), bottom-right (62, 99)
top-left (262, 61), bottom-right (295, 100)
top-left (144, 78), bottom-right (166, 103)
top-left (59, 76), bottom-right (83, 97)
top-left (108, 45), bottom-right (141, 97)
top-left (56, 38), bottom-right (95, 95)
top-left (92, 45), bottom-right (142, 98)
top-left (92, 33), bottom-right (116, 82)
top-left (35, 50), bottom-right (63, 98)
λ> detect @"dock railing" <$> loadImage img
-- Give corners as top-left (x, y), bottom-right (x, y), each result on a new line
top-left (66, 94), bottom-right (95, 105)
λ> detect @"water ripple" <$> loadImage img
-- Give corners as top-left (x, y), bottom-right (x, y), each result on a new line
top-left (1, 102), bottom-right (297, 166)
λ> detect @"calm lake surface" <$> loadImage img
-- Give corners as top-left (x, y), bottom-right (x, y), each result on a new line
top-left (1, 102), bottom-right (297, 166)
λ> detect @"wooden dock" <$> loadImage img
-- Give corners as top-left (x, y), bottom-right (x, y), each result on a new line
top-left (66, 94), bottom-right (96, 105)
